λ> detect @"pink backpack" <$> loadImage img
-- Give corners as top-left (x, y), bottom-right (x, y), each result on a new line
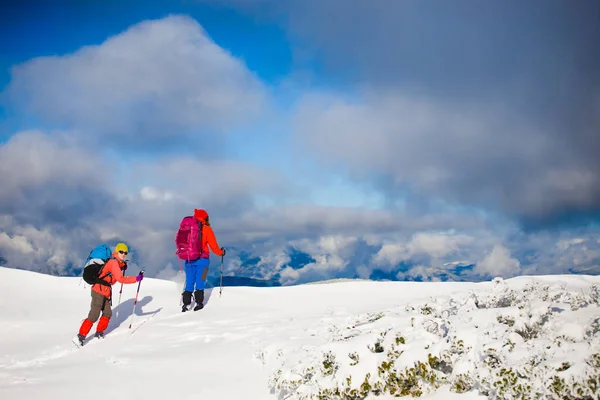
top-left (175, 216), bottom-right (203, 261)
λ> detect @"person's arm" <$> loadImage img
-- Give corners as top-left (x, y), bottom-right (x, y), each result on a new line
top-left (205, 226), bottom-right (224, 256)
top-left (108, 259), bottom-right (137, 284)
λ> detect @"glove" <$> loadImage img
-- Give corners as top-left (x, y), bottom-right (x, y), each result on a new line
top-left (136, 272), bottom-right (144, 282)
top-left (221, 247), bottom-right (226, 256)
top-left (121, 262), bottom-right (128, 272)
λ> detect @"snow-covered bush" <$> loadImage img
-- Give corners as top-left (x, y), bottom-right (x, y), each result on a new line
top-left (268, 278), bottom-right (600, 399)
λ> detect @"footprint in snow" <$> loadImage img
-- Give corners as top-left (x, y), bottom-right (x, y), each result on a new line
top-left (105, 356), bottom-right (131, 368)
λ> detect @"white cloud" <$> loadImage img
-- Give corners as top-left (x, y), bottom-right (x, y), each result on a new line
top-left (0, 232), bottom-right (35, 254)
top-left (5, 15), bottom-right (267, 146)
top-left (408, 232), bottom-right (472, 258)
top-left (140, 187), bottom-right (175, 202)
top-left (275, 235), bottom-right (360, 284)
top-left (475, 244), bottom-right (521, 278)
top-left (0, 225), bottom-right (80, 275)
top-left (0, 129), bottom-right (286, 275)
top-left (257, 252), bottom-right (291, 280)
top-left (372, 232), bottom-right (473, 268)
top-left (373, 243), bottom-right (407, 267)
top-left (292, 90), bottom-right (600, 222)
top-left (0, 130), bottom-right (110, 206)
top-left (279, 266), bottom-right (301, 283)
top-left (293, 235), bottom-right (358, 269)
top-left (127, 157), bottom-right (286, 207)
top-left (556, 238), bottom-right (585, 251)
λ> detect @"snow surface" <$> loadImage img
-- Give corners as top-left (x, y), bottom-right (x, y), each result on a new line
top-left (0, 267), bottom-right (599, 399)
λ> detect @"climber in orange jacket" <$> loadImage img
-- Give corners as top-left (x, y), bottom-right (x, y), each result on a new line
top-left (180, 208), bottom-right (225, 312)
top-left (76, 243), bottom-right (143, 345)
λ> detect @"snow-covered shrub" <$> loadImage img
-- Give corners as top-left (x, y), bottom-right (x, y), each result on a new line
top-left (590, 285), bottom-right (600, 305)
top-left (268, 279), bottom-right (600, 400)
top-left (586, 317), bottom-right (600, 339)
top-left (472, 277), bottom-right (519, 309)
top-left (546, 353), bottom-right (599, 399)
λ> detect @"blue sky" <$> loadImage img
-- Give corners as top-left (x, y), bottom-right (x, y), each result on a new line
top-left (0, 0), bottom-right (599, 284)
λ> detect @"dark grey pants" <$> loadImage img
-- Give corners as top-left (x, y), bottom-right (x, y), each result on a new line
top-left (87, 290), bottom-right (112, 322)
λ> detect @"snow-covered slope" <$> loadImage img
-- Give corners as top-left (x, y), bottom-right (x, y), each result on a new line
top-left (0, 267), bottom-right (598, 399)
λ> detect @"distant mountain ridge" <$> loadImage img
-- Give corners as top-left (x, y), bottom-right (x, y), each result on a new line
top-left (206, 275), bottom-right (281, 288)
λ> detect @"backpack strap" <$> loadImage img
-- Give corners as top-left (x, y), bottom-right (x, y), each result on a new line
top-left (197, 220), bottom-right (203, 249)
top-left (94, 276), bottom-right (112, 287)
top-left (95, 257), bottom-right (116, 287)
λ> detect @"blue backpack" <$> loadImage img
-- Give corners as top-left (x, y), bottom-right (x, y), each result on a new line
top-left (82, 244), bottom-right (113, 286)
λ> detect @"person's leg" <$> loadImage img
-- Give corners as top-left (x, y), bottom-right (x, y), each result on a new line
top-left (182, 260), bottom-right (195, 311)
top-left (79, 290), bottom-right (103, 338)
top-left (184, 261), bottom-right (196, 293)
top-left (193, 258), bottom-right (210, 311)
top-left (95, 297), bottom-right (113, 337)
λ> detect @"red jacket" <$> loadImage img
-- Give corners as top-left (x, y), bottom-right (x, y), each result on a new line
top-left (92, 253), bottom-right (137, 299)
top-left (198, 224), bottom-right (224, 257)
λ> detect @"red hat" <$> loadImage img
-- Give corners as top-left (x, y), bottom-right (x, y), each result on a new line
top-left (194, 209), bottom-right (208, 221)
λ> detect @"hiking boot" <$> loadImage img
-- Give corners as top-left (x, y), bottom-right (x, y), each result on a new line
top-left (182, 290), bottom-right (193, 312)
top-left (77, 334), bottom-right (85, 346)
top-left (193, 290), bottom-right (204, 311)
top-left (94, 331), bottom-right (105, 339)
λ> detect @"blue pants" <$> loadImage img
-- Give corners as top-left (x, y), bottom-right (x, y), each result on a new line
top-left (184, 258), bottom-right (210, 292)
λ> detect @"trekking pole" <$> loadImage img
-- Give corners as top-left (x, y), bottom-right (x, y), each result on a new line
top-left (128, 271), bottom-right (144, 329)
top-left (178, 259), bottom-right (184, 306)
top-left (115, 282), bottom-right (124, 320)
top-left (115, 267), bottom-right (125, 320)
top-left (219, 255), bottom-right (224, 297)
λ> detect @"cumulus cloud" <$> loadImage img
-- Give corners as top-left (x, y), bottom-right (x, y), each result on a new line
top-left (125, 157), bottom-right (287, 213)
top-left (256, 252), bottom-right (291, 280)
top-left (139, 187), bottom-right (176, 203)
top-left (0, 131), bottom-right (122, 273)
top-left (373, 232), bottom-right (474, 268)
top-left (278, 235), bottom-right (358, 284)
top-left (3, 15), bottom-right (267, 150)
top-left (0, 130), bottom-right (287, 275)
top-left (293, 90), bottom-right (600, 226)
top-left (0, 130), bottom-right (119, 228)
top-left (0, 217), bottom-right (83, 275)
top-left (474, 244), bottom-right (521, 278)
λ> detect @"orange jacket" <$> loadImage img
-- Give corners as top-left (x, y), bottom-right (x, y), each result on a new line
top-left (200, 224), bottom-right (224, 257)
top-left (92, 253), bottom-right (137, 299)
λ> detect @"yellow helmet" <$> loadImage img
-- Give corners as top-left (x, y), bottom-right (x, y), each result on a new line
top-left (115, 242), bottom-right (129, 254)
